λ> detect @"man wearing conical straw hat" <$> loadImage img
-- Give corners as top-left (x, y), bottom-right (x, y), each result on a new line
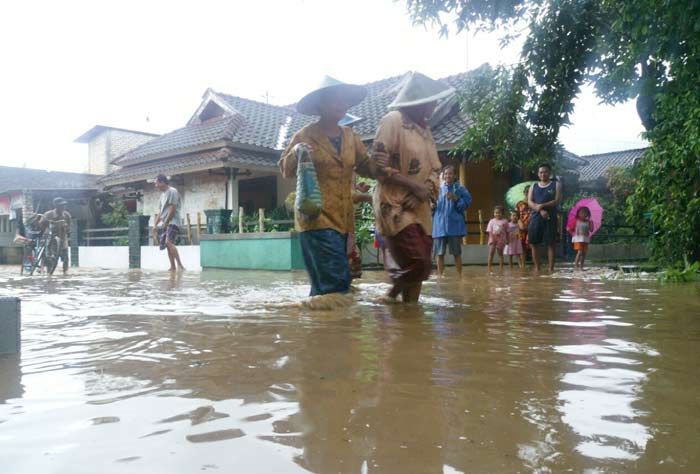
top-left (372, 72), bottom-right (455, 303)
top-left (279, 76), bottom-right (377, 307)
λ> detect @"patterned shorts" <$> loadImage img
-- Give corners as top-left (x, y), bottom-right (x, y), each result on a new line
top-left (159, 225), bottom-right (179, 250)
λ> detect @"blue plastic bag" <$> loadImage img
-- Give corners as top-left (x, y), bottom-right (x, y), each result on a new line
top-left (294, 144), bottom-right (323, 220)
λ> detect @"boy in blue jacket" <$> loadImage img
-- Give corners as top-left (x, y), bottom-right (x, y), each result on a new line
top-left (432, 165), bottom-right (472, 276)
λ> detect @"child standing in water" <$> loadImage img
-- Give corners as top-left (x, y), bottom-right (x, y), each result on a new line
top-left (504, 210), bottom-right (525, 268)
top-left (486, 205), bottom-right (509, 271)
top-left (570, 206), bottom-right (594, 269)
top-left (431, 165), bottom-right (472, 277)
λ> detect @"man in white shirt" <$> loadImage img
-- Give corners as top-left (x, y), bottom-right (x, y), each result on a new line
top-left (154, 174), bottom-right (185, 271)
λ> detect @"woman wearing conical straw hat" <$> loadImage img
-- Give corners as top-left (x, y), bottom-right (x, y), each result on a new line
top-left (371, 72), bottom-right (455, 303)
top-left (279, 76), bottom-right (376, 308)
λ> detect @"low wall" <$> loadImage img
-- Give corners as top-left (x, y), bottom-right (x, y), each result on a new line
top-left (0, 246), bottom-right (22, 265)
top-left (359, 242), bottom-right (648, 266)
top-left (78, 245), bottom-right (201, 271)
top-left (141, 245), bottom-right (201, 271)
top-left (586, 243), bottom-right (649, 261)
top-left (79, 246), bottom-right (129, 269)
top-left (75, 241), bottom-right (649, 271)
top-left (200, 232), bottom-right (304, 270)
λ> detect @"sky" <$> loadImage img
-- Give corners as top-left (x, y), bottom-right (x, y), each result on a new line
top-left (0, 0), bottom-right (646, 174)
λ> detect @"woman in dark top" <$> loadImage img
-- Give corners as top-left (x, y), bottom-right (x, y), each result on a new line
top-left (527, 163), bottom-right (562, 272)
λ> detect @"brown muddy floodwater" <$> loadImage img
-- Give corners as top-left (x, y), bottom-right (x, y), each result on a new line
top-left (0, 266), bottom-right (699, 473)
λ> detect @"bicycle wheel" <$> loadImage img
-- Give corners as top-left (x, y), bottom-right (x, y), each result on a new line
top-left (29, 244), bottom-right (44, 276)
top-left (45, 237), bottom-right (59, 276)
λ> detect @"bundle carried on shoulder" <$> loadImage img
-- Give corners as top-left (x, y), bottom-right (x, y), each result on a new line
top-left (294, 144), bottom-right (323, 220)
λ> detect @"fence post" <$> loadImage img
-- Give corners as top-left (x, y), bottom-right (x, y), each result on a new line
top-left (478, 209), bottom-right (484, 245)
top-left (69, 219), bottom-right (81, 267)
top-left (186, 213), bottom-right (192, 244)
top-left (151, 214), bottom-right (158, 245)
top-left (239, 207), bottom-right (244, 233)
top-left (258, 208), bottom-right (265, 233)
top-left (0, 296), bottom-right (21, 354)
top-left (128, 215), bottom-right (150, 269)
top-left (196, 213), bottom-right (202, 242)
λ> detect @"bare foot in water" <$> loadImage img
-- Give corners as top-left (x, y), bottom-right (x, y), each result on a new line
top-left (375, 294), bottom-right (399, 305)
top-left (300, 293), bottom-right (353, 310)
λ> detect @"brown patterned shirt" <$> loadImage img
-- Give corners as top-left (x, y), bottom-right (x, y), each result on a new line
top-left (372, 111), bottom-right (441, 237)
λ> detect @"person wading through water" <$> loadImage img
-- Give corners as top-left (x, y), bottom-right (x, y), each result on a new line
top-left (154, 174), bottom-right (185, 271)
top-left (371, 72), bottom-right (454, 303)
top-left (40, 197), bottom-right (72, 274)
top-left (279, 76), bottom-right (377, 309)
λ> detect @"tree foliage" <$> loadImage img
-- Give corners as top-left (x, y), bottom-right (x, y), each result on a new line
top-left (101, 200), bottom-right (129, 228)
top-left (452, 64), bottom-right (534, 171)
top-left (405, 0), bottom-right (700, 265)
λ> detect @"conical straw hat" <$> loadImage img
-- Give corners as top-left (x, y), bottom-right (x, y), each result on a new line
top-left (296, 76), bottom-right (367, 116)
top-left (388, 72), bottom-right (455, 109)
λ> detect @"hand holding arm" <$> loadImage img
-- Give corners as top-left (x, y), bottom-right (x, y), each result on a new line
top-left (527, 186), bottom-right (540, 211)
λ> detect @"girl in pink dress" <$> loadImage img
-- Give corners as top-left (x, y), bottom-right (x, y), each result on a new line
top-left (503, 210), bottom-right (525, 268)
top-left (486, 205), bottom-right (509, 271)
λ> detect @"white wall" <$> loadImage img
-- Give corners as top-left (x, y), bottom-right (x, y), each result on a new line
top-left (182, 173), bottom-right (227, 216)
top-left (87, 130), bottom-right (156, 175)
top-left (79, 246), bottom-right (129, 269)
top-left (87, 133), bottom-right (109, 175)
top-left (78, 245), bottom-right (201, 270)
top-left (140, 245), bottom-right (201, 271)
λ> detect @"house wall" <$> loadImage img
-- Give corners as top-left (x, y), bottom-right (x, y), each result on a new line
top-left (461, 160), bottom-right (512, 244)
top-left (182, 173), bottom-right (227, 217)
top-left (277, 175), bottom-right (295, 210)
top-left (141, 172), bottom-right (227, 225)
top-left (0, 216), bottom-right (16, 247)
top-left (88, 130), bottom-right (156, 176)
top-left (87, 133), bottom-right (109, 175)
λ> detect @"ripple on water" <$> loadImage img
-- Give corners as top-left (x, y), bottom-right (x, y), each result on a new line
top-left (0, 267), bottom-right (698, 472)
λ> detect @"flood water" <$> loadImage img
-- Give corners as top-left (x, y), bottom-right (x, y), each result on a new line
top-left (0, 266), bottom-right (699, 473)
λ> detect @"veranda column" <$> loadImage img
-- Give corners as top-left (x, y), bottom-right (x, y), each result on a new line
top-left (460, 158), bottom-right (469, 244)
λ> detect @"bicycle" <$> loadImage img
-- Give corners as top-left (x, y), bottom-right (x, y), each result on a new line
top-left (24, 219), bottom-right (67, 276)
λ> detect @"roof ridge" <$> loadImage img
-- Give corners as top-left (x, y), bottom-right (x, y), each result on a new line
top-left (112, 115), bottom-right (239, 165)
top-left (0, 165), bottom-right (100, 177)
top-left (580, 147), bottom-right (648, 159)
top-left (438, 70), bottom-right (472, 82)
top-left (216, 91), bottom-right (296, 113)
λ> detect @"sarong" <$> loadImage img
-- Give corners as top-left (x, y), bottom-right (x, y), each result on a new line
top-left (298, 229), bottom-right (351, 296)
top-left (383, 224), bottom-right (432, 284)
top-left (159, 224), bottom-right (179, 250)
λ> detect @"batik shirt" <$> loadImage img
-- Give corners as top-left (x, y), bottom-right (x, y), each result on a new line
top-left (372, 111), bottom-right (441, 237)
top-left (279, 123), bottom-right (375, 234)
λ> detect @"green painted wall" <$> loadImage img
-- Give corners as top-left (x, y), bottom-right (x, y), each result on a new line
top-left (201, 235), bottom-right (305, 270)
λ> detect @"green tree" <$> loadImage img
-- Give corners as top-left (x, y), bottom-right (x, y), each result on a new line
top-left (405, 0), bottom-right (700, 265)
top-left (101, 200), bottom-right (129, 228)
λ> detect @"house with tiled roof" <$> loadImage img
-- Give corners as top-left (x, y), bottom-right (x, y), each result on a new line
top-left (576, 148), bottom-right (647, 189)
top-left (0, 166), bottom-right (101, 259)
top-left (82, 71), bottom-right (516, 230)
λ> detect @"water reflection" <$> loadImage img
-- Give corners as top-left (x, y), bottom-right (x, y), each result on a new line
top-left (552, 279), bottom-right (654, 467)
top-left (0, 354), bottom-right (23, 404)
top-left (0, 267), bottom-right (698, 472)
